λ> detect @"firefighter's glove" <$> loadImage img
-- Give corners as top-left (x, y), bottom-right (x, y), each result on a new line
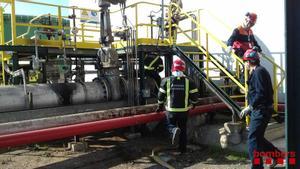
top-left (239, 105), bottom-right (251, 119)
top-left (156, 104), bottom-right (164, 113)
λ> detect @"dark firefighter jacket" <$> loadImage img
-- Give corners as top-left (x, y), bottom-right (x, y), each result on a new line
top-left (157, 76), bottom-right (198, 112)
top-left (144, 55), bottom-right (164, 72)
top-left (247, 65), bottom-right (273, 110)
top-left (227, 26), bottom-right (262, 55)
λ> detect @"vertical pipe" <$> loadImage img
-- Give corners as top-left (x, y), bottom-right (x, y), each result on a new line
top-left (0, 7), bottom-right (5, 85)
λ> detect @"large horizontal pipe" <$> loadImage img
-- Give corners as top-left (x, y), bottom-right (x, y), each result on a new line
top-left (0, 103), bottom-right (227, 149)
top-left (0, 96), bottom-right (231, 134)
top-left (0, 82), bottom-right (111, 113)
top-left (0, 104), bottom-right (157, 135)
top-left (0, 103), bottom-right (285, 149)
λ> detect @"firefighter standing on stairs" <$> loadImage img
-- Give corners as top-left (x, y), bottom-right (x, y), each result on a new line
top-left (226, 12), bottom-right (262, 86)
top-left (227, 12), bottom-right (262, 57)
top-left (156, 58), bottom-right (199, 153)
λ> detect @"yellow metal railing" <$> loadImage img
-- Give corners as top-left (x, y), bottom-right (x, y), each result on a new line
top-left (170, 3), bottom-right (285, 113)
top-left (0, 0), bottom-right (101, 48)
top-left (169, 2), bottom-right (244, 89)
top-left (0, 6), bottom-right (5, 85)
top-left (110, 1), bottom-right (179, 46)
top-left (199, 8), bottom-right (286, 111)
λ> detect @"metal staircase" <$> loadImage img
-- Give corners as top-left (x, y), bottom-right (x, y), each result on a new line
top-left (166, 2), bottom-right (286, 122)
top-left (172, 46), bottom-right (242, 121)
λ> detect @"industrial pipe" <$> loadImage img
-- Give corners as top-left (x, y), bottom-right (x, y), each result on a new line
top-left (0, 102), bottom-right (285, 148)
top-left (0, 103), bottom-right (227, 148)
top-left (0, 81), bottom-right (113, 113)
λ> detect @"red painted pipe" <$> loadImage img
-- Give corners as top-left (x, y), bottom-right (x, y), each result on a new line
top-left (0, 103), bottom-right (227, 148)
top-left (0, 103), bottom-right (285, 148)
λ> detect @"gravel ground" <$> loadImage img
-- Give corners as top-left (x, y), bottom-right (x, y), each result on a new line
top-left (0, 130), bottom-right (252, 169)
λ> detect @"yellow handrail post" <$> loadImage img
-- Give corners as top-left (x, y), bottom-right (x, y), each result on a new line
top-left (205, 33), bottom-right (209, 79)
top-left (10, 0), bottom-right (17, 45)
top-left (135, 4), bottom-right (138, 44)
top-left (197, 9), bottom-right (201, 47)
top-left (0, 6), bottom-right (6, 85)
top-left (273, 66), bottom-right (278, 112)
top-left (58, 6), bottom-right (62, 42)
top-left (81, 23), bottom-right (85, 43)
top-left (245, 66), bottom-right (250, 126)
top-left (168, 5), bottom-right (173, 45)
top-left (236, 60), bottom-right (240, 80)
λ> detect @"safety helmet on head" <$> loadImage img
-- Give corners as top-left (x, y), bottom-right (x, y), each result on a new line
top-left (243, 49), bottom-right (260, 62)
top-left (245, 12), bottom-right (257, 24)
top-left (172, 59), bottom-right (185, 72)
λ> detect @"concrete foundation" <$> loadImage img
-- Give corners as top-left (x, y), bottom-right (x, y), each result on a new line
top-left (190, 120), bottom-right (285, 153)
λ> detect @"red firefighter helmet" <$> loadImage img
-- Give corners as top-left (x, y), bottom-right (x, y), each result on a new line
top-left (243, 49), bottom-right (260, 61)
top-left (172, 59), bottom-right (185, 72)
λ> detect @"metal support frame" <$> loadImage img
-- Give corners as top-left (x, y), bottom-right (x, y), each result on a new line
top-left (138, 51), bottom-right (145, 105)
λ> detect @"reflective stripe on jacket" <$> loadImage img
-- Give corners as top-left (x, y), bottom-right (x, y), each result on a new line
top-left (157, 76), bottom-right (198, 112)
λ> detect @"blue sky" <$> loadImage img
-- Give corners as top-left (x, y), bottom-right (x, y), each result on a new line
top-left (6, 0), bottom-right (69, 16)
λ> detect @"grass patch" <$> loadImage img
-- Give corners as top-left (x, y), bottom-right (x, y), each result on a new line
top-left (203, 146), bottom-right (249, 163)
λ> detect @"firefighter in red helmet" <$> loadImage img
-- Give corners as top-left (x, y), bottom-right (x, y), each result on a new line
top-left (226, 12), bottom-right (262, 87)
top-left (240, 49), bottom-right (281, 168)
top-left (227, 12), bottom-right (261, 57)
top-left (156, 58), bottom-right (199, 153)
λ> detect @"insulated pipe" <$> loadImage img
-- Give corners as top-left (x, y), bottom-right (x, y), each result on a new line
top-left (0, 81), bottom-right (113, 113)
top-left (0, 103), bottom-right (227, 148)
